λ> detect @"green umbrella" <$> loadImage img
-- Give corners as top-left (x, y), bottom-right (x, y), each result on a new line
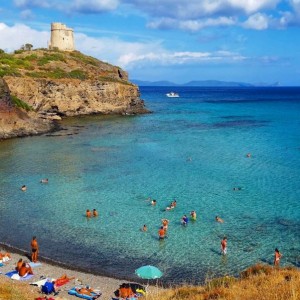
top-left (135, 265), bottom-right (163, 279)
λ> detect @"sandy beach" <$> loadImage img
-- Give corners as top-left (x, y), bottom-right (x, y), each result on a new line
top-left (0, 246), bottom-right (159, 300)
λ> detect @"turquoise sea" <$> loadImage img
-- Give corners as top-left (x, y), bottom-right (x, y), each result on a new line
top-left (0, 86), bottom-right (300, 284)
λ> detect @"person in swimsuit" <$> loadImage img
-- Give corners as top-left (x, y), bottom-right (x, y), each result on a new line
top-left (158, 226), bottom-right (165, 240)
top-left (162, 219), bottom-right (169, 232)
top-left (141, 224), bottom-right (147, 232)
top-left (40, 178), bottom-right (48, 183)
top-left (16, 258), bottom-right (23, 272)
top-left (31, 236), bottom-right (39, 263)
top-left (18, 262), bottom-right (33, 277)
top-left (151, 199), bottom-right (157, 206)
top-left (274, 248), bottom-right (282, 266)
top-left (86, 209), bottom-right (92, 218)
top-left (216, 216), bottom-right (224, 223)
top-left (93, 209), bottom-right (98, 217)
top-left (76, 286), bottom-right (95, 296)
top-left (181, 215), bottom-right (189, 225)
top-left (21, 185), bottom-right (27, 191)
top-left (190, 211), bottom-right (197, 220)
top-left (221, 236), bottom-right (227, 255)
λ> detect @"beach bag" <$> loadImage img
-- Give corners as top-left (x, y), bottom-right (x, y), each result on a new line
top-left (41, 281), bottom-right (55, 294)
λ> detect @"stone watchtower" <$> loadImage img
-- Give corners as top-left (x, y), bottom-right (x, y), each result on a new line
top-left (49, 23), bottom-right (75, 51)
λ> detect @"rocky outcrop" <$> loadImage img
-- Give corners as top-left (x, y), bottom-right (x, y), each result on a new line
top-left (0, 78), bottom-right (56, 140)
top-left (4, 77), bottom-right (148, 116)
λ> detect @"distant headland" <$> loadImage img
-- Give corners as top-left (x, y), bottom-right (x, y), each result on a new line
top-left (0, 23), bottom-right (148, 140)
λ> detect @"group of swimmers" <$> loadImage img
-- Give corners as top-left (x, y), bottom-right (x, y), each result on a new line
top-left (20, 178), bottom-right (49, 191)
top-left (86, 209), bottom-right (98, 218)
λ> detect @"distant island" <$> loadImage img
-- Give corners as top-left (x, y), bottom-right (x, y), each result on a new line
top-left (131, 79), bottom-right (280, 87)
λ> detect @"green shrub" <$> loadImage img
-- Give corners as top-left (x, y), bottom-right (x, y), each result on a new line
top-left (68, 69), bottom-right (87, 80)
top-left (37, 53), bottom-right (65, 66)
top-left (10, 95), bottom-right (33, 111)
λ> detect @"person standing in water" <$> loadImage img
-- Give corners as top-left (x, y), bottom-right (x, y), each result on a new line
top-left (31, 236), bottom-right (39, 263)
top-left (221, 236), bottom-right (227, 255)
top-left (274, 248), bottom-right (282, 266)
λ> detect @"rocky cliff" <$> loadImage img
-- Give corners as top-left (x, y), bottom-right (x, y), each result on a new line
top-left (0, 49), bottom-right (148, 139)
top-left (0, 78), bottom-right (56, 139)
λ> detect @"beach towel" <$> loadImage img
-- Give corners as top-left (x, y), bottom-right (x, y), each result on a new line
top-left (68, 287), bottom-right (102, 299)
top-left (31, 278), bottom-right (55, 287)
top-left (5, 270), bottom-right (34, 281)
top-left (29, 262), bottom-right (42, 268)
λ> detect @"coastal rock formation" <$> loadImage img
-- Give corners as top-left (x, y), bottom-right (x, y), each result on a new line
top-left (2, 49), bottom-right (148, 117)
top-left (5, 77), bottom-right (147, 116)
top-left (0, 49), bottom-right (148, 139)
top-left (0, 78), bottom-right (55, 139)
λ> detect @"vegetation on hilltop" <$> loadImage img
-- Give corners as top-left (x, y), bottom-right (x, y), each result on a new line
top-left (0, 48), bottom-right (130, 84)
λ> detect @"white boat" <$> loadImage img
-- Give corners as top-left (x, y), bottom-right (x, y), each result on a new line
top-left (166, 92), bottom-right (179, 98)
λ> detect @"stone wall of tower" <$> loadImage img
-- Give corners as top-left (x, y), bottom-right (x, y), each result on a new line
top-left (49, 23), bottom-right (75, 51)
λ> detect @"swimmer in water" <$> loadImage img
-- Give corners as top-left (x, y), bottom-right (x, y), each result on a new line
top-left (190, 210), bottom-right (197, 220)
top-left (93, 209), bottom-right (98, 217)
top-left (215, 216), bottom-right (224, 223)
top-left (21, 185), bottom-right (27, 191)
top-left (246, 153), bottom-right (251, 158)
top-left (141, 224), bottom-right (147, 232)
top-left (151, 199), bottom-right (157, 206)
top-left (181, 215), bottom-right (189, 226)
top-left (221, 236), bottom-right (227, 255)
top-left (274, 248), bottom-right (282, 266)
top-left (40, 178), bottom-right (48, 184)
top-left (86, 209), bottom-right (92, 218)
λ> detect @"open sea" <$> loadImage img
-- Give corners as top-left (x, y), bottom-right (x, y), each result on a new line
top-left (0, 86), bottom-right (300, 284)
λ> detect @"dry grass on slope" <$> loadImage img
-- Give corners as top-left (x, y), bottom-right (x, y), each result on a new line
top-left (0, 276), bottom-right (39, 300)
top-left (148, 265), bottom-right (300, 300)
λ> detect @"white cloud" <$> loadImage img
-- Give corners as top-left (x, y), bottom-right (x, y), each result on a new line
top-left (20, 9), bottom-right (34, 20)
top-left (70, 0), bottom-right (119, 13)
top-left (243, 13), bottom-right (270, 30)
top-left (0, 23), bottom-right (49, 52)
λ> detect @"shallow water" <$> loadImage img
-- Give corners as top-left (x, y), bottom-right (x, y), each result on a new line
top-left (0, 87), bottom-right (300, 284)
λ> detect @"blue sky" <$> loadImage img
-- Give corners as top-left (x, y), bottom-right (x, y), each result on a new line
top-left (0, 0), bottom-right (300, 85)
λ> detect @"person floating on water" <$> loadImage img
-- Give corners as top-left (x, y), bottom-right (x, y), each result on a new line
top-left (158, 226), bottom-right (165, 240)
top-left (181, 215), bottom-right (189, 226)
top-left (86, 209), bottom-right (92, 218)
top-left (221, 236), bottom-right (227, 255)
top-left (190, 210), bottom-right (197, 220)
top-left (216, 216), bottom-right (224, 223)
top-left (166, 200), bottom-right (176, 211)
top-left (233, 187), bottom-right (242, 191)
top-left (93, 209), bottom-right (98, 217)
top-left (246, 153), bottom-right (251, 158)
top-left (274, 248), bottom-right (282, 266)
top-left (141, 224), bottom-right (147, 232)
top-left (40, 178), bottom-right (48, 184)
top-left (21, 185), bottom-right (27, 191)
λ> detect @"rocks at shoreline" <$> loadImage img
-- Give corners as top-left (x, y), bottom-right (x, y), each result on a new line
top-left (0, 78), bottom-right (57, 140)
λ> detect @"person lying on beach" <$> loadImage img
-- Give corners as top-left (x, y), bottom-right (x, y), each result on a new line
top-left (0, 252), bottom-right (11, 262)
top-left (18, 262), bottom-right (33, 277)
top-left (76, 286), bottom-right (95, 296)
top-left (215, 216), bottom-right (224, 223)
top-left (55, 274), bottom-right (75, 286)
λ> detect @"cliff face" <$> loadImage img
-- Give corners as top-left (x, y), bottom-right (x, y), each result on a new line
top-left (0, 49), bottom-right (148, 139)
top-left (1, 50), bottom-right (148, 117)
top-left (4, 77), bottom-right (147, 116)
top-left (0, 79), bottom-right (55, 139)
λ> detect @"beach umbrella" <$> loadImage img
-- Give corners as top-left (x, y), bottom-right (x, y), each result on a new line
top-left (135, 265), bottom-right (163, 279)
